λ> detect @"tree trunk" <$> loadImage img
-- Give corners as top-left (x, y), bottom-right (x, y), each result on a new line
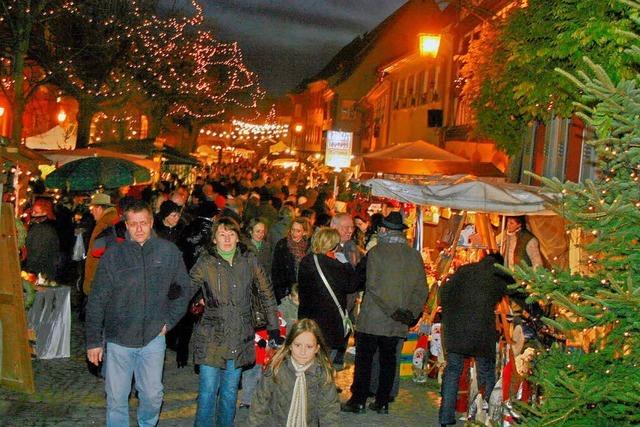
top-left (181, 126), bottom-right (200, 154)
top-left (147, 103), bottom-right (169, 139)
top-left (76, 98), bottom-right (98, 148)
top-left (9, 25), bottom-right (31, 147)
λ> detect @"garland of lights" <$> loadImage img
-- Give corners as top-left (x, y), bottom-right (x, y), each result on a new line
top-left (1, 0), bottom-right (263, 138)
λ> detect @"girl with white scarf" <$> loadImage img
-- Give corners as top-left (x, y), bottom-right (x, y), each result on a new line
top-left (248, 319), bottom-right (341, 427)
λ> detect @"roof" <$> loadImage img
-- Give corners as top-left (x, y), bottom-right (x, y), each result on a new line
top-left (39, 147), bottom-right (157, 171)
top-left (361, 140), bottom-right (503, 177)
top-left (363, 176), bottom-right (555, 215)
top-left (0, 145), bottom-right (52, 173)
top-left (95, 139), bottom-right (199, 165)
top-left (296, 0), bottom-right (454, 92)
top-left (363, 140), bottom-right (467, 161)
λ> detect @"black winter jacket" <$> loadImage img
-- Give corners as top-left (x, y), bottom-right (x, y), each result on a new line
top-left (297, 253), bottom-right (357, 349)
top-left (189, 246), bottom-right (278, 368)
top-left (177, 216), bottom-right (213, 270)
top-left (439, 255), bottom-right (513, 358)
top-left (85, 236), bottom-right (191, 349)
top-left (271, 237), bottom-right (307, 304)
top-left (25, 220), bottom-right (60, 279)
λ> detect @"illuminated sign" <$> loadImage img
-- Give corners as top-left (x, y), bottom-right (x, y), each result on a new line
top-left (325, 131), bottom-right (353, 169)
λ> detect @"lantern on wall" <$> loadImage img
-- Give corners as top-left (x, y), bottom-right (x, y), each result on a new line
top-left (419, 33), bottom-right (441, 58)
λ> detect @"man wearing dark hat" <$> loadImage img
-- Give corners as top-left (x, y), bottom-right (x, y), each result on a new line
top-left (154, 200), bottom-right (184, 244)
top-left (342, 211), bottom-right (427, 414)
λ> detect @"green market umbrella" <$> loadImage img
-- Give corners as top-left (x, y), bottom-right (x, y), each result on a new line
top-left (45, 156), bottom-right (151, 191)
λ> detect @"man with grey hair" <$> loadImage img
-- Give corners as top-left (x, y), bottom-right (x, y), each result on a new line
top-left (330, 212), bottom-right (362, 370)
top-left (330, 212), bottom-right (361, 267)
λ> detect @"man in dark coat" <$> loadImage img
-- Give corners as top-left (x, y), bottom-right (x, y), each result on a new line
top-left (25, 203), bottom-right (60, 280)
top-left (86, 200), bottom-right (191, 426)
top-left (438, 252), bottom-right (513, 426)
top-left (342, 212), bottom-right (427, 414)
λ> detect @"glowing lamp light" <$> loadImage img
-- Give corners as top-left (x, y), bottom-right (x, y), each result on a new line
top-left (57, 110), bottom-right (67, 123)
top-left (419, 33), bottom-right (441, 58)
top-left (0, 106), bottom-right (4, 117)
top-left (294, 124), bottom-right (303, 133)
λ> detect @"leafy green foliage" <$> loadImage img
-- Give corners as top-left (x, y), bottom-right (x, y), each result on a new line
top-left (459, 0), bottom-right (638, 155)
top-left (510, 2), bottom-right (640, 424)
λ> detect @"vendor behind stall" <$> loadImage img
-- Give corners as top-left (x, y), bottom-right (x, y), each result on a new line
top-left (499, 216), bottom-right (543, 269)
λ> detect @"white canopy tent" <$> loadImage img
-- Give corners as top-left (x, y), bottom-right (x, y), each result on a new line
top-left (361, 176), bottom-right (565, 268)
top-left (268, 141), bottom-right (290, 154)
top-left (362, 176), bottom-right (555, 216)
top-left (25, 125), bottom-right (77, 150)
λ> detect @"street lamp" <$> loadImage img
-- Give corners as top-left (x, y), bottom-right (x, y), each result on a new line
top-left (57, 110), bottom-right (67, 123)
top-left (419, 33), bottom-right (441, 57)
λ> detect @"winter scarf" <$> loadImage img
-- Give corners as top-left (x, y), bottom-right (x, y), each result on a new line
top-left (286, 358), bottom-right (313, 427)
top-left (217, 247), bottom-right (236, 264)
top-left (377, 229), bottom-right (407, 245)
top-left (287, 235), bottom-right (308, 267)
top-left (251, 238), bottom-right (264, 250)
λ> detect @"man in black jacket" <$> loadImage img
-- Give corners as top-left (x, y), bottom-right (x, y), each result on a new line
top-left (86, 200), bottom-right (190, 426)
top-left (438, 252), bottom-right (513, 426)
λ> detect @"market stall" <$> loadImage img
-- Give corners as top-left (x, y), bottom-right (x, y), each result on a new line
top-left (359, 175), bottom-right (566, 419)
top-left (361, 176), bottom-right (565, 268)
top-left (361, 140), bottom-right (504, 178)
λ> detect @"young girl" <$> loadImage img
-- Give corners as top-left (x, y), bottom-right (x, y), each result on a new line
top-left (248, 318), bottom-right (340, 427)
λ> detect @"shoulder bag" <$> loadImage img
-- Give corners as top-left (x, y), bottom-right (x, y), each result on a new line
top-left (313, 254), bottom-right (352, 337)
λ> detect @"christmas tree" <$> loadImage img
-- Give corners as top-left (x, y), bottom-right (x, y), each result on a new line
top-left (513, 1), bottom-right (640, 425)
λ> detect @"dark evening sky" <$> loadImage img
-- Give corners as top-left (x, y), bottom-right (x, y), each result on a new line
top-left (200, 1), bottom-right (407, 96)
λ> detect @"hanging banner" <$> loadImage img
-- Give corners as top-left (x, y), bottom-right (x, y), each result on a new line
top-left (325, 131), bottom-right (352, 169)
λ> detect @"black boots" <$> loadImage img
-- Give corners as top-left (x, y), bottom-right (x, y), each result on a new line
top-left (368, 401), bottom-right (389, 414)
top-left (340, 401), bottom-right (366, 413)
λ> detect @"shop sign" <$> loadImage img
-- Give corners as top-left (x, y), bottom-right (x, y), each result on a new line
top-left (325, 131), bottom-right (352, 169)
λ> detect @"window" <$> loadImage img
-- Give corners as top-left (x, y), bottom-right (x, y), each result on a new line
top-left (407, 74), bottom-right (416, 106)
top-left (140, 115), bottom-right (148, 139)
top-left (579, 126), bottom-right (598, 182)
top-left (543, 117), bottom-right (569, 180)
top-left (416, 71), bottom-right (425, 105)
top-left (340, 100), bottom-right (356, 120)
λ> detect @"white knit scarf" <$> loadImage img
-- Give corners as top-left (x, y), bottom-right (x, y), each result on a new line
top-left (286, 358), bottom-right (313, 427)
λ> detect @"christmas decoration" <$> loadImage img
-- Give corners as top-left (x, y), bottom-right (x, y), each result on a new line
top-left (512, 2), bottom-right (640, 424)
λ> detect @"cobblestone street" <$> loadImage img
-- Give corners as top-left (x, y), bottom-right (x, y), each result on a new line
top-left (0, 289), bottom-right (442, 426)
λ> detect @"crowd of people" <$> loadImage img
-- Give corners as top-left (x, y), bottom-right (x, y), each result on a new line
top-left (19, 160), bottom-right (429, 426)
top-left (19, 158), bottom-right (546, 426)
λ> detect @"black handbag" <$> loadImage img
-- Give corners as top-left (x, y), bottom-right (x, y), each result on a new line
top-left (251, 280), bottom-right (268, 329)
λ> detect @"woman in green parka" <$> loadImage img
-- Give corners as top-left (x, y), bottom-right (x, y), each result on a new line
top-left (190, 216), bottom-right (280, 427)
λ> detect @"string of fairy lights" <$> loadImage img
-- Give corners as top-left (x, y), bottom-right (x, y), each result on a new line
top-left (1, 0), bottom-right (263, 142)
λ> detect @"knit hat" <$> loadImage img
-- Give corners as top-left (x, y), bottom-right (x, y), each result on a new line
top-left (159, 200), bottom-right (181, 220)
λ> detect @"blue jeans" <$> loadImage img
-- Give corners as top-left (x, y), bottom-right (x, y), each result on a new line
top-left (105, 335), bottom-right (166, 427)
top-left (240, 363), bottom-right (262, 406)
top-left (439, 352), bottom-right (496, 425)
top-left (194, 359), bottom-right (243, 427)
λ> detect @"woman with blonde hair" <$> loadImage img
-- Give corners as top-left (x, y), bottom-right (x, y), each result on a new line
top-left (297, 227), bottom-right (358, 362)
top-left (248, 319), bottom-right (340, 426)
